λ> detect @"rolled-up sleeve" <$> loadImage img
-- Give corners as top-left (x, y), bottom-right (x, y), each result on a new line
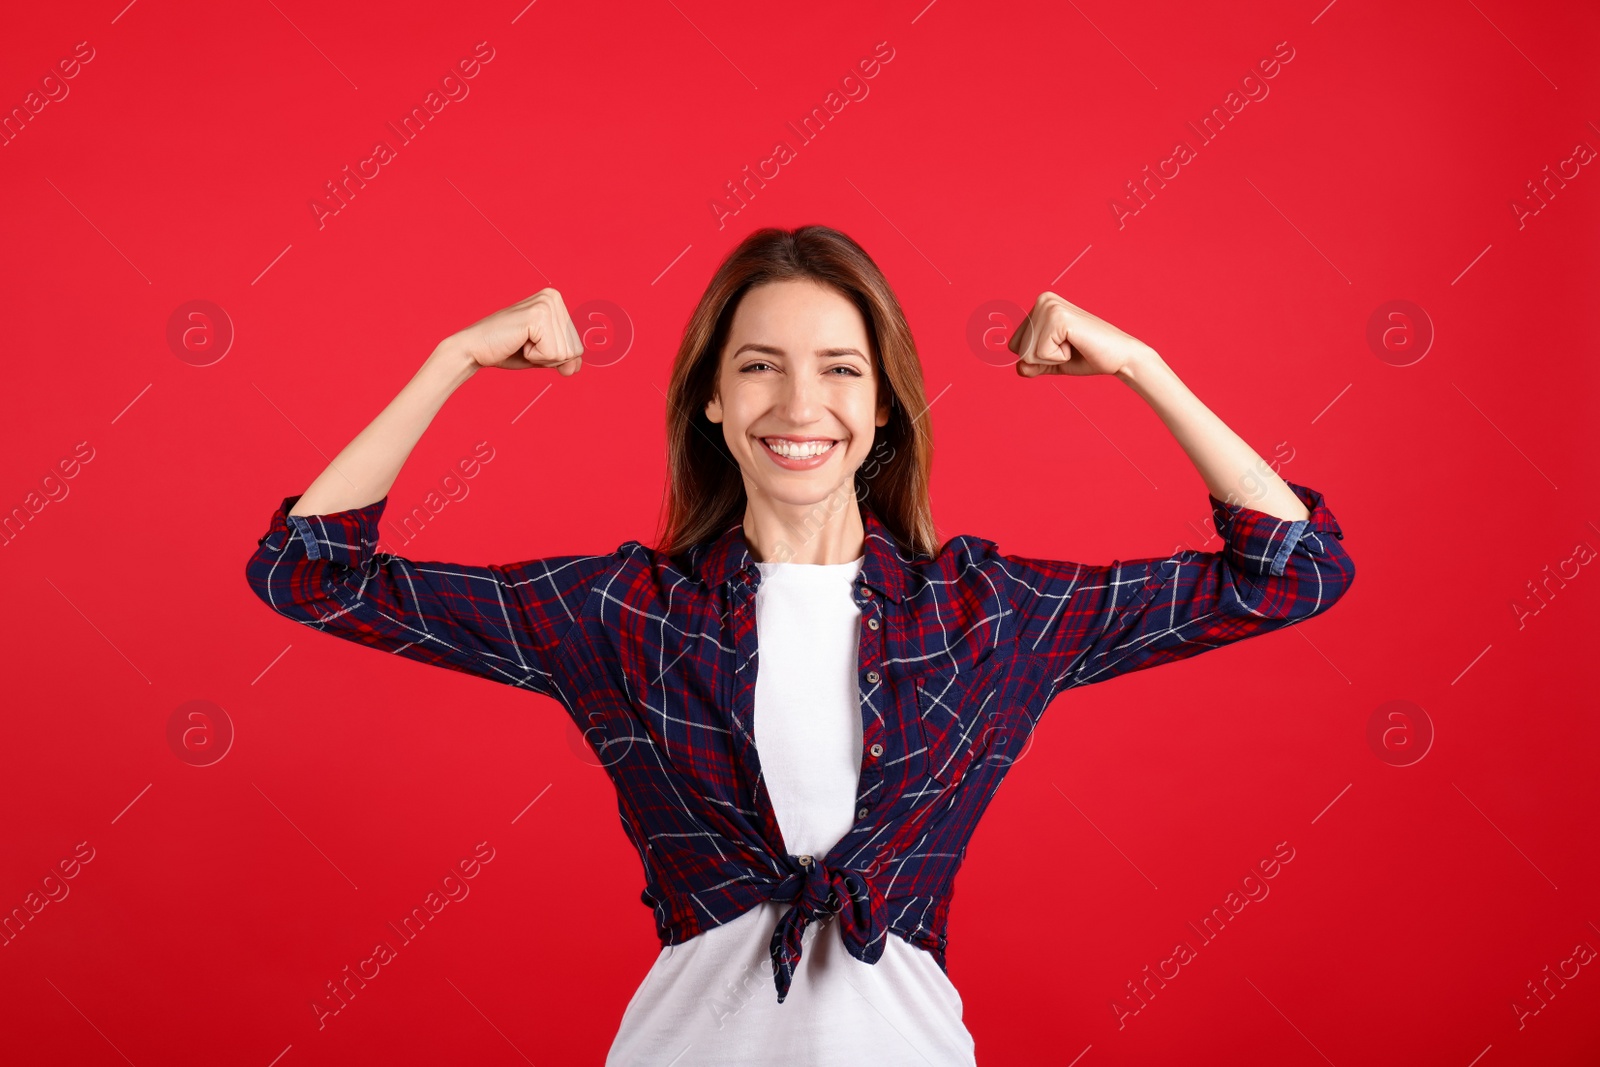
top-left (244, 493), bottom-right (624, 704)
top-left (995, 479), bottom-right (1356, 695)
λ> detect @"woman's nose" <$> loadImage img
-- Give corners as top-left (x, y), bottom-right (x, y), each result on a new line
top-left (777, 374), bottom-right (820, 422)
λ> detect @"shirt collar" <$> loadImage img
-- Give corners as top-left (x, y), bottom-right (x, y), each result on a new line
top-left (694, 502), bottom-right (910, 603)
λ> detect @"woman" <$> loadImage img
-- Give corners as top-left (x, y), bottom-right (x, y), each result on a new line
top-left (246, 226), bottom-right (1355, 1064)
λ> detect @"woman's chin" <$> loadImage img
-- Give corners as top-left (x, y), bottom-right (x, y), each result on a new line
top-left (748, 477), bottom-right (855, 512)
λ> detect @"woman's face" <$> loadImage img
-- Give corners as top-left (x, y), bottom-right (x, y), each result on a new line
top-left (705, 278), bottom-right (891, 511)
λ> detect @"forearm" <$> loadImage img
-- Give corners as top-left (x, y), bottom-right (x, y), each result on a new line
top-left (288, 343), bottom-right (479, 517)
top-left (1114, 350), bottom-right (1309, 523)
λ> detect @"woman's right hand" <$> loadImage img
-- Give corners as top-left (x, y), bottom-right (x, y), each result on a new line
top-left (443, 288), bottom-right (586, 375)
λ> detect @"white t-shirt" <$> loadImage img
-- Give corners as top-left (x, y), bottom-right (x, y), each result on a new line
top-left (605, 556), bottom-right (977, 1066)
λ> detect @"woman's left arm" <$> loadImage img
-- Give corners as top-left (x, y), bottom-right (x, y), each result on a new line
top-left (997, 292), bottom-right (1356, 693)
top-left (1012, 291), bottom-right (1307, 521)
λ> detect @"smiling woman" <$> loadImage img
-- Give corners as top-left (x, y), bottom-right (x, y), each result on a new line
top-left (661, 227), bottom-right (937, 569)
top-left (245, 224), bottom-right (1355, 1066)
top-left (699, 279), bottom-right (894, 561)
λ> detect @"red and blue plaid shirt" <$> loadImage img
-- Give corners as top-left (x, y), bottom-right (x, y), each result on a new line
top-left (245, 479), bottom-right (1354, 1003)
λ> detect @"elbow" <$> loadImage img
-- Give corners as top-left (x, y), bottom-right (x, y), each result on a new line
top-left (1334, 549), bottom-right (1356, 602)
top-left (1320, 538), bottom-right (1357, 607)
top-left (1238, 545), bottom-right (1356, 623)
top-left (1294, 545), bottom-right (1357, 622)
top-left (243, 547), bottom-right (283, 614)
top-left (244, 541), bottom-right (320, 622)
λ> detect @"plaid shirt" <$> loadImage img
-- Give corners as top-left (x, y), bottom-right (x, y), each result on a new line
top-left (245, 479), bottom-right (1354, 1003)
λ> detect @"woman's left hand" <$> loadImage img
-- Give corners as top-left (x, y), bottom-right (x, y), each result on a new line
top-left (1009, 291), bottom-right (1157, 378)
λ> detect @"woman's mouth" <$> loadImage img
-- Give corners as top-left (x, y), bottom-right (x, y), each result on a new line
top-left (758, 436), bottom-right (840, 470)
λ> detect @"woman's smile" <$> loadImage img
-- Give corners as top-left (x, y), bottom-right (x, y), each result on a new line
top-left (757, 434), bottom-right (841, 469)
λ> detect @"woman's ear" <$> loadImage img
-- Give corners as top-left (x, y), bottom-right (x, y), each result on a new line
top-left (705, 389), bottom-right (723, 424)
top-left (875, 390), bottom-right (892, 428)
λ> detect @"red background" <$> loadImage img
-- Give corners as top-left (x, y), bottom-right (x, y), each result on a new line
top-left (2, 0), bottom-right (1597, 1063)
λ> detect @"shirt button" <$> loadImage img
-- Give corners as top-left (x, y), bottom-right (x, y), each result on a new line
top-left (861, 586), bottom-right (874, 598)
top-left (857, 806), bottom-right (869, 819)
top-left (865, 670), bottom-right (880, 684)
top-left (866, 618), bottom-right (880, 631)
top-left (797, 854), bottom-right (813, 866)
top-left (869, 743), bottom-right (883, 758)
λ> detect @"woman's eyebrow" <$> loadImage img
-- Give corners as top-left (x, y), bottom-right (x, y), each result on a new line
top-left (731, 343), bottom-right (867, 359)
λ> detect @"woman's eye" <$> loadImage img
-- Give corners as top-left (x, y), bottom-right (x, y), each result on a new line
top-left (739, 361), bottom-right (861, 376)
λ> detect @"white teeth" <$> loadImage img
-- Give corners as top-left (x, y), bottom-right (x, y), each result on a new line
top-left (764, 438), bottom-right (835, 459)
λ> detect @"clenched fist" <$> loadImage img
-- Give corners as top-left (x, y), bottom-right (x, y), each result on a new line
top-left (443, 288), bottom-right (586, 375)
top-left (1009, 292), bottom-right (1156, 378)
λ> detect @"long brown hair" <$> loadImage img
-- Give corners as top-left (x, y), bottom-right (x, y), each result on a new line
top-left (656, 225), bottom-right (937, 561)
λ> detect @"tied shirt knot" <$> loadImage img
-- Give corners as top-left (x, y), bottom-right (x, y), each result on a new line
top-left (767, 853), bottom-right (886, 1003)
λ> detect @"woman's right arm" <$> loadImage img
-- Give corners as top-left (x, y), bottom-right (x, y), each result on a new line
top-left (245, 290), bottom-right (619, 703)
top-left (290, 288), bottom-right (585, 517)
